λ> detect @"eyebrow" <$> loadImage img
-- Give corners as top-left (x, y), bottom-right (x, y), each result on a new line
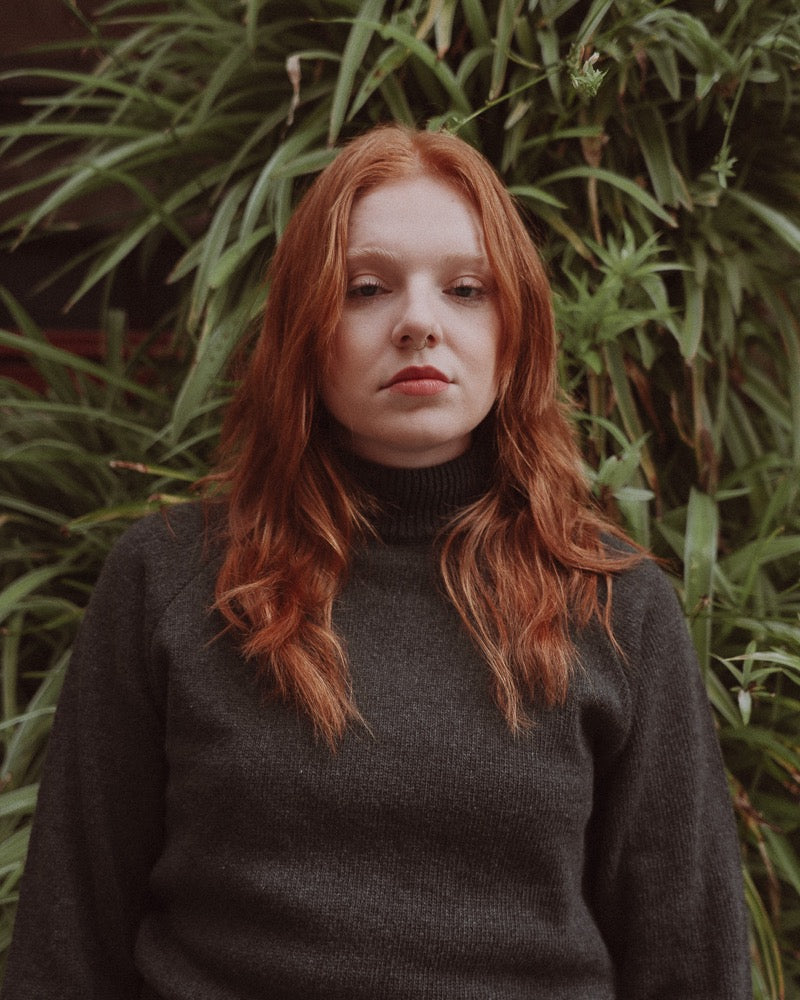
top-left (345, 247), bottom-right (492, 271)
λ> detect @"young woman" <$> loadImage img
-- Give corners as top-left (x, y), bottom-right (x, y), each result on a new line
top-left (2, 125), bottom-right (751, 999)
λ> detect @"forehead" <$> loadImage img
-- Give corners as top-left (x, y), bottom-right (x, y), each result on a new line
top-left (346, 175), bottom-right (486, 258)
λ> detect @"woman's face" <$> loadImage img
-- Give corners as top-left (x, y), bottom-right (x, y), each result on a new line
top-left (320, 174), bottom-right (501, 468)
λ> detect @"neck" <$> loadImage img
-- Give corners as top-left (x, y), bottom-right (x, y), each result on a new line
top-left (336, 437), bottom-right (493, 543)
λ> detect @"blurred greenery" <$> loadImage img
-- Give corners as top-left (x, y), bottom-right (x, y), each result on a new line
top-left (1, 0), bottom-right (799, 994)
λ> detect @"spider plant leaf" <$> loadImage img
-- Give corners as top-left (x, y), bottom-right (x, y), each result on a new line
top-left (15, 128), bottom-right (195, 241)
top-left (207, 224), bottom-right (273, 290)
top-left (629, 105), bottom-right (689, 208)
top-left (683, 488), bottom-right (718, 675)
top-left (575, 0), bottom-right (614, 43)
top-left (0, 67), bottom-right (183, 116)
top-left (538, 166), bottom-right (676, 226)
top-left (490, 0), bottom-right (523, 101)
top-left (349, 44), bottom-right (411, 117)
top-left (376, 21), bottom-right (472, 116)
top-left (433, 0), bottom-right (458, 59)
top-left (0, 330), bottom-right (165, 406)
top-left (0, 290), bottom-right (77, 401)
top-left (168, 281), bottom-right (266, 442)
top-left (725, 189), bottom-right (800, 256)
top-left (508, 184), bottom-right (568, 210)
top-left (328, 0), bottom-right (386, 147)
top-left (239, 105), bottom-right (329, 243)
top-left (187, 177), bottom-right (252, 329)
top-left (0, 786), bottom-right (38, 824)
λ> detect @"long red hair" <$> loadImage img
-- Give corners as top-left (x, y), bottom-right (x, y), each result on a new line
top-left (207, 124), bottom-right (640, 745)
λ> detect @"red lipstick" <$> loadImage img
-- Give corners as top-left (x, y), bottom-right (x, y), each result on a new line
top-left (385, 366), bottom-right (450, 396)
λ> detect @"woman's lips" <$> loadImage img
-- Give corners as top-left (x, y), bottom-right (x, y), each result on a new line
top-left (385, 366), bottom-right (450, 396)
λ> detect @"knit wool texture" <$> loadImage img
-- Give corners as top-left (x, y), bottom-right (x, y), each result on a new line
top-left (2, 446), bottom-right (752, 999)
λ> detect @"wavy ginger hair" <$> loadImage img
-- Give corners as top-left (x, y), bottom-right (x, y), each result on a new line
top-left (210, 124), bottom-right (639, 746)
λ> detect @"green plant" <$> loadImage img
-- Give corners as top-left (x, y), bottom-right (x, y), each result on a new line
top-left (1, 0), bottom-right (799, 993)
top-left (0, 298), bottom-right (223, 960)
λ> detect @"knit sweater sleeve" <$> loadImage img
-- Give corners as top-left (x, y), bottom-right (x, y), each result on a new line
top-left (0, 509), bottom-right (201, 999)
top-left (585, 557), bottom-right (751, 999)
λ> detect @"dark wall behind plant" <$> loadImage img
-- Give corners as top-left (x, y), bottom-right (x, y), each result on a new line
top-left (1, 1), bottom-right (799, 995)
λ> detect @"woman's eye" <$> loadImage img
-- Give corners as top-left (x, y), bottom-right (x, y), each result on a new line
top-left (347, 280), bottom-right (385, 299)
top-left (449, 281), bottom-right (485, 299)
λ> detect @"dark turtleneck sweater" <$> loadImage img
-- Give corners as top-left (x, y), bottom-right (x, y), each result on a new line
top-left (2, 447), bottom-right (751, 999)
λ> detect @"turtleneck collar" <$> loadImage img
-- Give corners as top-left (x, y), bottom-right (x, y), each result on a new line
top-left (337, 434), bottom-right (494, 544)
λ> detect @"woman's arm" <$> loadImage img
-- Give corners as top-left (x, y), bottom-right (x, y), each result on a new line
top-left (587, 560), bottom-right (752, 999)
top-left (1, 516), bottom-right (177, 999)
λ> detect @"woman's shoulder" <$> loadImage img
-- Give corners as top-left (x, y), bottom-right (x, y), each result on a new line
top-left (95, 500), bottom-right (223, 612)
top-left (111, 499), bottom-right (216, 555)
top-left (601, 533), bottom-right (678, 603)
top-left (593, 535), bottom-right (691, 656)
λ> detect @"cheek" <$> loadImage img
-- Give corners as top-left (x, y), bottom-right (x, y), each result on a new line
top-left (327, 318), bottom-right (365, 370)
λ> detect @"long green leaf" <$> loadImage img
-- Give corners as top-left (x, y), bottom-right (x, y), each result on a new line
top-left (683, 488), bottom-right (718, 675)
top-left (0, 786), bottom-right (38, 823)
top-left (328, 0), bottom-right (386, 146)
top-left (0, 331), bottom-right (165, 406)
top-left (539, 166), bottom-right (677, 225)
top-left (0, 568), bottom-right (66, 627)
top-left (0, 290), bottom-right (76, 401)
top-left (169, 281), bottom-right (265, 441)
top-left (725, 189), bottom-right (800, 256)
top-left (490, 0), bottom-right (522, 101)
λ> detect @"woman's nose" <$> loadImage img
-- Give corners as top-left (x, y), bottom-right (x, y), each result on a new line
top-left (390, 287), bottom-right (441, 350)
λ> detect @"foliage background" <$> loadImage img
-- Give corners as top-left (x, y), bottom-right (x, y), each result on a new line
top-left (1, 0), bottom-right (799, 994)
